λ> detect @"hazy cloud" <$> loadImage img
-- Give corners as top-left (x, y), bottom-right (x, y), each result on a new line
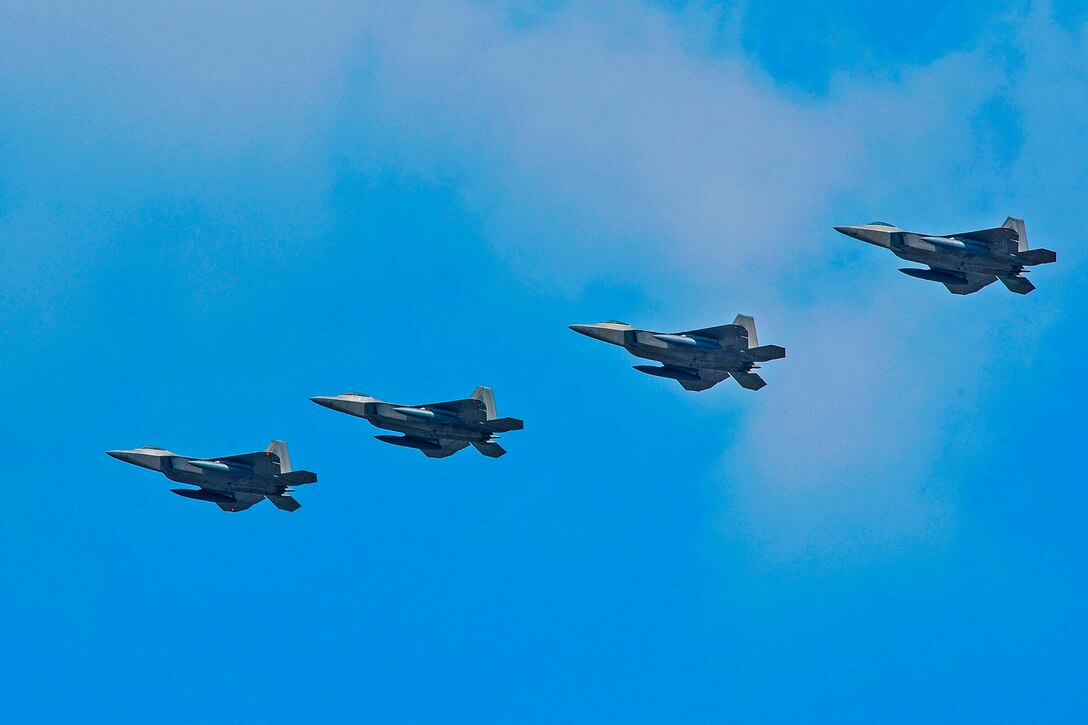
top-left (2, 0), bottom-right (1081, 558)
top-left (330, 1), bottom-right (1076, 557)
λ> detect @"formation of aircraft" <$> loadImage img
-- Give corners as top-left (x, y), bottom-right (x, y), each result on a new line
top-left (108, 215), bottom-right (1055, 511)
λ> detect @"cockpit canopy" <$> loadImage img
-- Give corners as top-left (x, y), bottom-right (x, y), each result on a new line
top-left (868, 221), bottom-right (895, 227)
top-left (602, 320), bottom-right (628, 325)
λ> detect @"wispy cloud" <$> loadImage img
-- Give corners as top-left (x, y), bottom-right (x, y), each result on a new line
top-left (1, 0), bottom-right (1081, 558)
top-left (328, 2), bottom-right (1081, 557)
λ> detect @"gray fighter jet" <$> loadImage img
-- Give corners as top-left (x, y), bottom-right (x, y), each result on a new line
top-left (834, 217), bottom-right (1055, 295)
top-left (310, 386), bottom-right (523, 458)
top-left (569, 315), bottom-right (785, 391)
top-left (106, 440), bottom-right (316, 512)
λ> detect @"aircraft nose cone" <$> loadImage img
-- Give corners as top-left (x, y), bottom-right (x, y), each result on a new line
top-left (570, 323), bottom-right (626, 345)
top-left (310, 396), bottom-right (339, 410)
top-left (106, 450), bottom-right (127, 461)
top-left (835, 225), bottom-right (892, 248)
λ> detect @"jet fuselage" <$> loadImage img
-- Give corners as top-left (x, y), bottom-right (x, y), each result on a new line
top-left (568, 324), bottom-right (756, 373)
top-left (835, 224), bottom-right (1025, 276)
top-left (310, 395), bottom-right (494, 443)
top-left (107, 448), bottom-right (289, 496)
top-left (107, 444), bottom-right (314, 511)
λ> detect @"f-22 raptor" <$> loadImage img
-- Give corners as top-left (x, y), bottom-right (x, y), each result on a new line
top-left (107, 440), bottom-right (317, 512)
top-left (310, 386), bottom-right (523, 458)
top-left (569, 314), bottom-right (785, 391)
top-left (834, 217), bottom-right (1056, 295)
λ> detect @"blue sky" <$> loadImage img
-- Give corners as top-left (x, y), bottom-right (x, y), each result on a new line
top-left (1, 1), bottom-right (1086, 721)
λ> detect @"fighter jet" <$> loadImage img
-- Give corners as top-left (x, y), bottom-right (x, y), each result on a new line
top-left (569, 315), bottom-right (785, 391)
top-left (834, 217), bottom-right (1055, 295)
top-left (106, 440), bottom-right (316, 512)
top-left (310, 386), bottom-right (523, 458)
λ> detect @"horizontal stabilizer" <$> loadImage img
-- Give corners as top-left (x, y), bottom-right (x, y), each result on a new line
top-left (1014, 248), bottom-right (1056, 265)
top-left (731, 372), bottom-right (767, 391)
top-left (998, 275), bottom-right (1036, 295)
top-left (280, 470), bottom-right (317, 486)
top-left (471, 441), bottom-right (507, 458)
top-left (486, 417), bottom-right (523, 433)
top-left (746, 344), bottom-right (786, 362)
top-left (266, 494), bottom-right (301, 512)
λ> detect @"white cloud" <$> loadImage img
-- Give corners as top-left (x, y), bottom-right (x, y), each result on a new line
top-left (2, 0), bottom-right (1080, 557)
top-left (345, 2), bottom-right (858, 289)
top-left (337, 2), bottom-right (1071, 558)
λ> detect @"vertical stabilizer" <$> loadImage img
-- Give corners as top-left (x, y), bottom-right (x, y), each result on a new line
top-left (265, 440), bottom-right (292, 473)
top-left (732, 314), bottom-right (759, 348)
top-left (1003, 217), bottom-right (1028, 251)
top-left (471, 386), bottom-right (497, 420)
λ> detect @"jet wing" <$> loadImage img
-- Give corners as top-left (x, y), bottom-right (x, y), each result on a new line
top-left (945, 226), bottom-right (1019, 254)
top-left (214, 451), bottom-right (281, 476)
top-left (215, 493), bottom-right (264, 512)
top-left (942, 271), bottom-right (998, 295)
top-left (421, 439), bottom-right (471, 458)
top-left (411, 398), bottom-right (488, 423)
top-left (677, 370), bottom-right (730, 392)
top-left (674, 324), bottom-right (748, 350)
